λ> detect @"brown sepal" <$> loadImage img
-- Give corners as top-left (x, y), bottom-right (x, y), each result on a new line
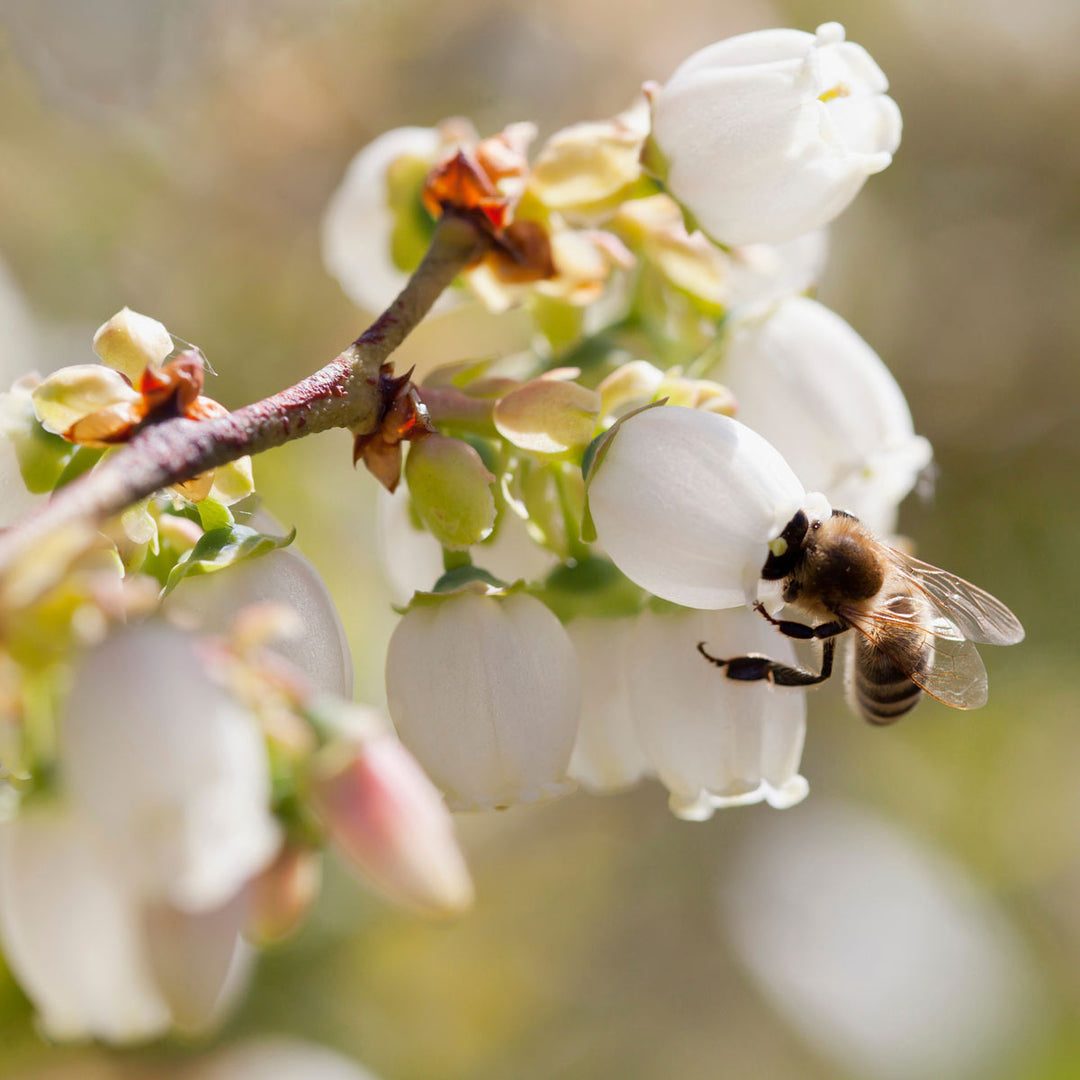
top-left (352, 364), bottom-right (437, 492)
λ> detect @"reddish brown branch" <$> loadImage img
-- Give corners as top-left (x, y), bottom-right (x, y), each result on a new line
top-left (0, 214), bottom-right (484, 576)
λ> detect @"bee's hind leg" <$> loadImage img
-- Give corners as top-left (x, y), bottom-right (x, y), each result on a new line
top-left (696, 637), bottom-right (836, 688)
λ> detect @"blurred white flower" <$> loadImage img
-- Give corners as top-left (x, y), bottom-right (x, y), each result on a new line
top-left (717, 801), bottom-right (1043, 1080)
top-left (191, 1037), bottom-right (382, 1080)
top-left (0, 256), bottom-right (37, 382)
top-left (310, 726), bottom-right (474, 918)
top-left (59, 623), bottom-right (280, 911)
top-left (376, 483), bottom-right (558, 602)
top-left (0, 807), bottom-right (171, 1043)
top-left (164, 545), bottom-right (354, 699)
top-left (714, 296), bottom-right (932, 534)
top-left (142, 891), bottom-right (253, 1034)
top-left (587, 405), bottom-right (829, 609)
top-left (567, 616), bottom-right (651, 793)
top-left (386, 588), bottom-right (579, 810)
top-left (649, 22), bottom-right (901, 245)
top-left (322, 125), bottom-right (460, 316)
top-left (0, 624), bottom-right (281, 1043)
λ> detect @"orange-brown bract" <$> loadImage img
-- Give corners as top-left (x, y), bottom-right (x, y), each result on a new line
top-left (699, 509), bottom-right (1025, 724)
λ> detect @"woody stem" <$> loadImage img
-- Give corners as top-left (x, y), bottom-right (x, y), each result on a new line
top-left (0, 213), bottom-right (484, 577)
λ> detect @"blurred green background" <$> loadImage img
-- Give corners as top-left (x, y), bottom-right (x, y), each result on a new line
top-left (1, 0), bottom-right (1078, 1077)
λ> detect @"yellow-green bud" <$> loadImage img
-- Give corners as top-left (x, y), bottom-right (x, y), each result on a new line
top-left (404, 435), bottom-right (495, 551)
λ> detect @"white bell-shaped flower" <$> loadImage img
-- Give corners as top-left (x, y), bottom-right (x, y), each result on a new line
top-left (566, 616), bottom-right (652, 793)
top-left (164, 546), bottom-right (353, 699)
top-left (588, 405), bottom-right (828, 609)
top-left (718, 801), bottom-right (1042, 1080)
top-left (59, 623), bottom-right (281, 911)
top-left (386, 588), bottom-right (580, 810)
top-left (0, 807), bottom-right (171, 1043)
top-left (649, 22), bottom-right (901, 245)
top-left (715, 297), bottom-right (932, 534)
top-left (628, 606), bottom-right (808, 819)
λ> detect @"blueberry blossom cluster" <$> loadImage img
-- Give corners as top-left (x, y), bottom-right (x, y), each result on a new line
top-left (0, 17), bottom-right (930, 1044)
top-left (324, 22), bottom-right (925, 819)
top-left (0, 306), bottom-right (473, 1043)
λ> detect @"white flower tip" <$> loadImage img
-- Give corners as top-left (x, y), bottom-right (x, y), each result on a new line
top-left (815, 22), bottom-right (846, 45)
top-left (669, 791), bottom-right (716, 822)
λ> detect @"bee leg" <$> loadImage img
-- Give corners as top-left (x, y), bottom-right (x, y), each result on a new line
top-left (752, 603), bottom-right (846, 641)
top-left (696, 638), bottom-right (836, 688)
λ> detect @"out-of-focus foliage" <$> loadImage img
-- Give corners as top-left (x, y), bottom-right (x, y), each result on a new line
top-left (0, 0), bottom-right (1077, 1077)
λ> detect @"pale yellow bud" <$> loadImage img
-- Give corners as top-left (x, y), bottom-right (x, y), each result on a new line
top-left (493, 377), bottom-right (601, 458)
top-left (31, 364), bottom-right (139, 437)
top-left (92, 307), bottom-right (174, 381)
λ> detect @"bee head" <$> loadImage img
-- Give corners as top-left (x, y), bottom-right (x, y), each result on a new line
top-left (761, 510), bottom-right (808, 580)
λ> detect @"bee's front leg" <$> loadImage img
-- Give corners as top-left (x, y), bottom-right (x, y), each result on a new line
top-left (696, 637), bottom-right (836, 688)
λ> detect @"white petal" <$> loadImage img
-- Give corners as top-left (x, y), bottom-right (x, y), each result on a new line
top-left (163, 546), bottom-right (353, 699)
top-left (60, 624), bottom-right (281, 911)
top-left (716, 297), bottom-right (931, 534)
top-left (386, 591), bottom-right (579, 810)
top-left (725, 230), bottom-right (829, 310)
top-left (143, 890), bottom-right (253, 1034)
top-left (718, 801), bottom-right (1043, 1080)
top-left (628, 607), bottom-right (807, 819)
top-left (0, 807), bottom-right (170, 1043)
top-left (322, 127), bottom-right (453, 316)
top-left (588, 406), bottom-right (808, 609)
top-left (566, 616), bottom-right (651, 792)
top-left (194, 1037), bottom-right (382, 1080)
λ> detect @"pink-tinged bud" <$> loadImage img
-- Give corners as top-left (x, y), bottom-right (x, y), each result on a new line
top-left (246, 844), bottom-right (323, 946)
top-left (310, 736), bottom-right (474, 919)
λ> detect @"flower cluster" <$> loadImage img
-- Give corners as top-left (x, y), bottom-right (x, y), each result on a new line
top-left (0, 16), bottom-right (934, 1046)
top-left (0, 309), bottom-right (473, 1043)
top-left (322, 23), bottom-right (924, 818)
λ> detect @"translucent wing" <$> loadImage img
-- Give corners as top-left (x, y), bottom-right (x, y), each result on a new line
top-left (882, 548), bottom-right (1025, 646)
top-left (841, 604), bottom-right (989, 710)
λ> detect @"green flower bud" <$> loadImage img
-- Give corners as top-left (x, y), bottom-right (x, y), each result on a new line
top-left (404, 435), bottom-right (495, 551)
top-left (92, 307), bottom-right (173, 381)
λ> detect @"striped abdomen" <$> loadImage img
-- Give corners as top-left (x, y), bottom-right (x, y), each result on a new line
top-left (849, 592), bottom-right (931, 725)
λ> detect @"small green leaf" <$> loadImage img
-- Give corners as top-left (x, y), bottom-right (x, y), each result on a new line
top-left (54, 446), bottom-right (106, 490)
top-left (196, 498), bottom-right (234, 533)
top-left (162, 524), bottom-right (295, 596)
top-left (15, 422), bottom-right (76, 493)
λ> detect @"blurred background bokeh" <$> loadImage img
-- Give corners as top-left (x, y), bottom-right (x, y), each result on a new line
top-left (1, 0), bottom-right (1078, 1077)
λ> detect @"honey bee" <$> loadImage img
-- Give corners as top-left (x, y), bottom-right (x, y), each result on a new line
top-left (697, 509), bottom-right (1024, 722)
